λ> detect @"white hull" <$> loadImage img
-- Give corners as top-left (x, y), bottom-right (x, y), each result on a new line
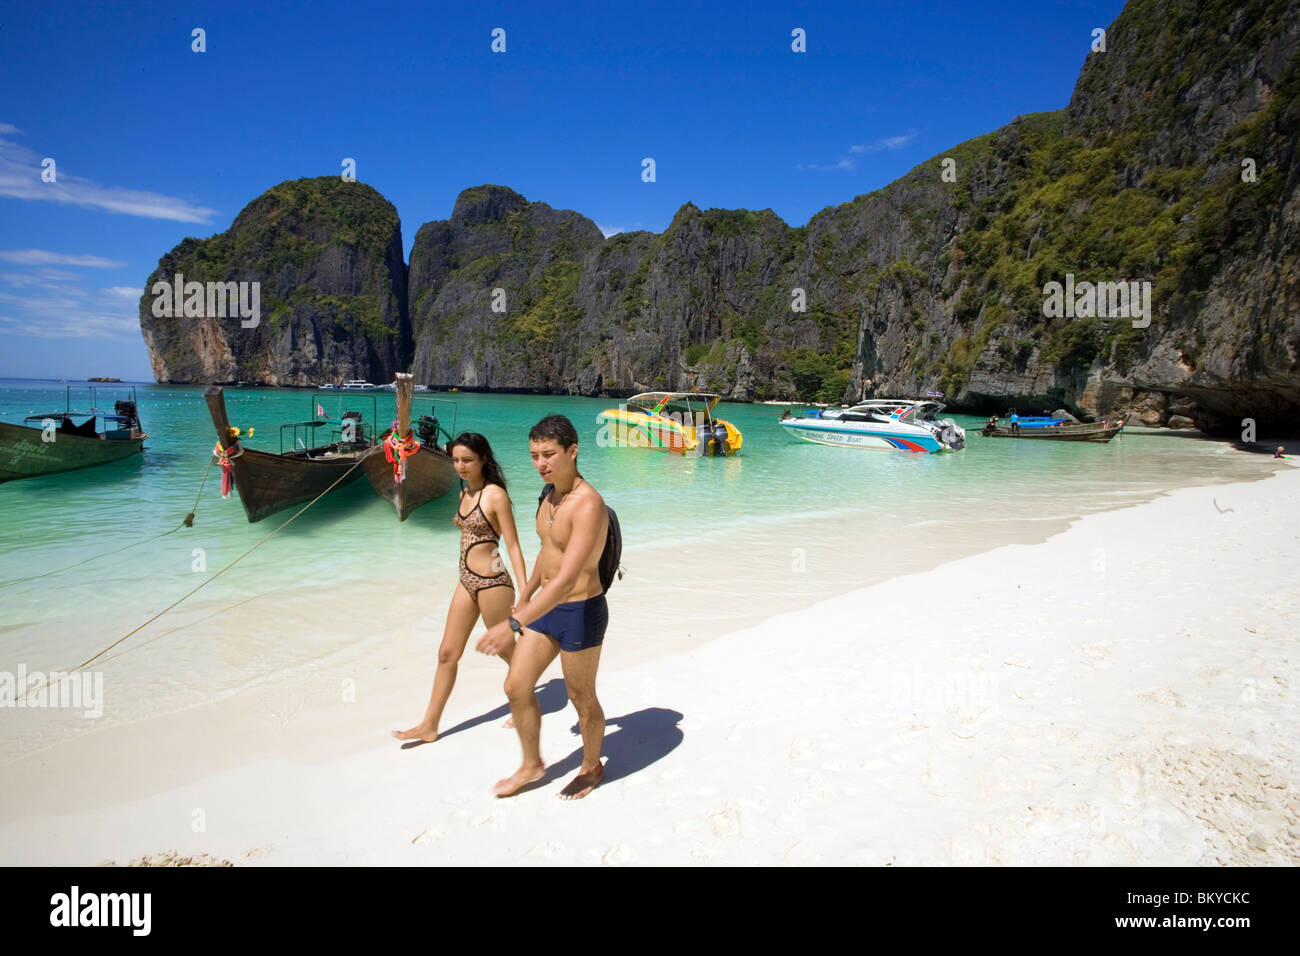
top-left (786, 428), bottom-right (907, 451)
top-left (779, 399), bottom-right (965, 453)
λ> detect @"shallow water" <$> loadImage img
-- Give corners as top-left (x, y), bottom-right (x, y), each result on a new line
top-left (0, 379), bottom-right (1276, 758)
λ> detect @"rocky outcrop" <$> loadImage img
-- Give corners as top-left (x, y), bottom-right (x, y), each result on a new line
top-left (407, 186), bottom-right (605, 389)
top-left (140, 0), bottom-right (1300, 434)
top-left (140, 177), bottom-right (409, 385)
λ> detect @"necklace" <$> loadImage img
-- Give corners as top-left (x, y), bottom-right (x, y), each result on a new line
top-left (548, 477), bottom-right (582, 528)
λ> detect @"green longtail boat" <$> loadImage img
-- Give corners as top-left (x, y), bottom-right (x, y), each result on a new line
top-left (0, 385), bottom-right (147, 483)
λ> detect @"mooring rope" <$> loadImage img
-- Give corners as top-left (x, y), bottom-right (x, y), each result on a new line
top-left (65, 453), bottom-right (371, 675)
top-left (0, 456), bottom-right (217, 590)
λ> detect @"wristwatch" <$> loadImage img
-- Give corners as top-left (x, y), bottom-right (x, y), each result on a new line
top-left (508, 616), bottom-right (523, 635)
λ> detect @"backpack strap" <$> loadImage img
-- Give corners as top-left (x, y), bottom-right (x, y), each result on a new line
top-left (536, 483), bottom-right (555, 515)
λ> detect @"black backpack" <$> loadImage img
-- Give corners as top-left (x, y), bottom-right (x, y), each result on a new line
top-left (537, 482), bottom-right (624, 593)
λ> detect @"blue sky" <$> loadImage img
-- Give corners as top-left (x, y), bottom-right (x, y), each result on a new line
top-left (0, 0), bottom-right (1125, 380)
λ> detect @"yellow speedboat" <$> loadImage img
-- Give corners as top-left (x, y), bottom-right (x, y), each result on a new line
top-left (596, 392), bottom-right (742, 456)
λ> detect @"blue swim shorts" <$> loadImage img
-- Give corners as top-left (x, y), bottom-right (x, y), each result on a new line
top-left (529, 595), bottom-right (608, 652)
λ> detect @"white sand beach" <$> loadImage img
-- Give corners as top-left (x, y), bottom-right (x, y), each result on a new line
top-left (0, 460), bottom-right (1296, 866)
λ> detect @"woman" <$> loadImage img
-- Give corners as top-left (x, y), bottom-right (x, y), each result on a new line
top-left (393, 432), bottom-right (528, 743)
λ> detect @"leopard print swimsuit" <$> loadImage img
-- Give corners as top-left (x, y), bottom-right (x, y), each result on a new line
top-left (454, 488), bottom-right (512, 602)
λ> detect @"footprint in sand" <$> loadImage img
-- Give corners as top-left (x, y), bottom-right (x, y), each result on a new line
top-left (774, 809), bottom-right (807, 832)
top-left (527, 841), bottom-right (567, 859)
top-left (709, 804), bottom-right (742, 838)
top-left (411, 827), bottom-right (447, 845)
top-left (727, 720), bottom-right (756, 742)
top-left (791, 787), bottom-right (835, 807)
top-left (919, 767), bottom-right (945, 796)
top-left (602, 844), bottom-right (635, 865)
top-left (688, 841), bottom-right (717, 861)
top-left (1078, 642), bottom-right (1112, 669)
top-left (1114, 762), bottom-right (1144, 797)
top-left (1136, 688), bottom-right (1186, 708)
top-left (949, 837), bottom-right (991, 865)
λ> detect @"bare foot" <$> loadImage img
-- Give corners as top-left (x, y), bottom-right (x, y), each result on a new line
top-left (559, 763), bottom-right (604, 800)
top-left (501, 715), bottom-right (515, 729)
top-left (391, 724), bottom-right (438, 743)
top-left (493, 762), bottom-right (546, 797)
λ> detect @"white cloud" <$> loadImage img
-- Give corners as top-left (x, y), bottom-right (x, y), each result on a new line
top-left (0, 288), bottom-right (140, 341)
top-left (0, 268), bottom-right (82, 288)
top-left (102, 286), bottom-right (142, 300)
top-left (0, 123), bottom-right (20, 135)
top-left (798, 157), bottom-right (857, 172)
top-left (0, 310), bottom-right (139, 340)
top-left (801, 130), bottom-right (919, 171)
top-left (871, 132), bottom-right (917, 151)
top-left (0, 249), bottom-right (126, 268)
top-left (0, 128), bottom-right (218, 223)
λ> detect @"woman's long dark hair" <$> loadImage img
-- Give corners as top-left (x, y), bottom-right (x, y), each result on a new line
top-left (449, 432), bottom-right (508, 493)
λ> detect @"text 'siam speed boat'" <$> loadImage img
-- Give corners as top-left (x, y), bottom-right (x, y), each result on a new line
top-left (596, 392), bottom-right (742, 456)
top-left (205, 386), bottom-right (374, 522)
top-left (779, 399), bottom-right (965, 453)
top-left (0, 385), bottom-right (147, 482)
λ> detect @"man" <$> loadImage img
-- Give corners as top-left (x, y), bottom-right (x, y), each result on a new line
top-left (477, 414), bottom-right (610, 800)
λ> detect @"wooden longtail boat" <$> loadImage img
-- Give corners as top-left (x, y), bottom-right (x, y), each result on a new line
top-left (362, 373), bottom-right (458, 520)
top-left (980, 415), bottom-right (1125, 442)
top-left (0, 386), bottom-right (146, 483)
top-left (204, 385), bottom-right (373, 523)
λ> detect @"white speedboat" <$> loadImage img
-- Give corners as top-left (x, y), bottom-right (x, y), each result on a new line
top-left (779, 399), bottom-right (965, 453)
top-left (341, 380), bottom-right (377, 391)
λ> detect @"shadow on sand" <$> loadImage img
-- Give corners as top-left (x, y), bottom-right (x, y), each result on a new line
top-left (399, 678), bottom-right (570, 748)
top-left (540, 707), bottom-right (685, 790)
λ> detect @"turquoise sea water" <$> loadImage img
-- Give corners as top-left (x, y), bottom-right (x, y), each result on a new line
top-left (0, 378), bottom-right (1273, 756)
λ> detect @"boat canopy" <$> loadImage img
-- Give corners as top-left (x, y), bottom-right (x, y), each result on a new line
top-left (21, 385), bottom-right (141, 426)
top-left (849, 399), bottom-right (946, 421)
top-left (626, 392), bottom-right (721, 415)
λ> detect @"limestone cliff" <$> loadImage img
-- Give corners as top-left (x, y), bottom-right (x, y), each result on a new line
top-left (140, 177), bottom-right (409, 385)
top-left (140, 0), bottom-right (1300, 432)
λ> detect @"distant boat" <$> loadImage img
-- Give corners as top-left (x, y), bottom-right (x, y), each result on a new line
top-left (981, 414), bottom-right (1124, 442)
top-left (0, 385), bottom-right (147, 483)
top-left (341, 380), bottom-right (377, 391)
top-left (597, 391), bottom-right (742, 456)
top-left (779, 399), bottom-right (965, 453)
top-left (204, 386), bottom-right (375, 522)
top-left (87, 376), bottom-right (121, 383)
top-left (361, 374), bottom-right (458, 520)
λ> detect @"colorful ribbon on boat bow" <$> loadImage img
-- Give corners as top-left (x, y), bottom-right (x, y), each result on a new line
top-left (213, 438), bottom-right (241, 497)
top-left (384, 429), bottom-right (421, 483)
